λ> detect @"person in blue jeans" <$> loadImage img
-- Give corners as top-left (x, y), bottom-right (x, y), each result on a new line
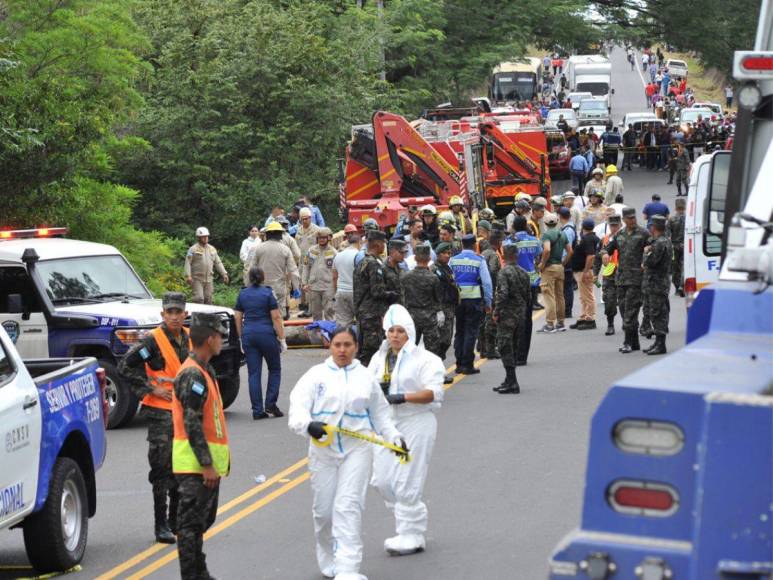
top-left (234, 266), bottom-right (287, 420)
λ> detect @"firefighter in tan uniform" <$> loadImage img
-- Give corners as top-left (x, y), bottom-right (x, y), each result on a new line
top-left (301, 227), bottom-right (337, 321)
top-left (250, 222), bottom-right (301, 318)
top-left (295, 207), bottom-right (320, 315)
top-left (184, 227), bottom-right (229, 304)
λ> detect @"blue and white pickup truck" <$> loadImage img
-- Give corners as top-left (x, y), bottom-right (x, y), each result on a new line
top-left (0, 325), bottom-right (107, 572)
top-left (0, 228), bottom-right (242, 428)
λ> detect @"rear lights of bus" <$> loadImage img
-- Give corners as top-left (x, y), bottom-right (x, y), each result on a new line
top-left (608, 480), bottom-right (679, 517)
top-left (613, 420), bottom-right (684, 456)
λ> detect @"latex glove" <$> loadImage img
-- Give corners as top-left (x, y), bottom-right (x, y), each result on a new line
top-left (307, 421), bottom-right (326, 440)
top-left (386, 393), bottom-right (406, 405)
top-left (393, 437), bottom-right (409, 458)
top-left (291, 288), bottom-right (301, 299)
top-left (436, 310), bottom-right (445, 326)
top-left (279, 339), bottom-right (288, 354)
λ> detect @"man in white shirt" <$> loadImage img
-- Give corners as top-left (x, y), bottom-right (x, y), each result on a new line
top-left (332, 232), bottom-right (361, 328)
top-left (240, 225), bottom-right (261, 286)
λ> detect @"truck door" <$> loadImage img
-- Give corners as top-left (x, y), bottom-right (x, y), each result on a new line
top-left (0, 333), bottom-right (42, 527)
top-left (0, 266), bottom-right (49, 358)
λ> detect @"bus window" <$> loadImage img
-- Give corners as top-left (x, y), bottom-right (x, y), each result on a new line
top-left (705, 152), bottom-right (730, 256)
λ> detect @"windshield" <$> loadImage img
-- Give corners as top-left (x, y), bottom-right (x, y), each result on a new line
top-left (547, 110), bottom-right (576, 121)
top-left (37, 255), bottom-right (151, 304)
top-left (492, 73), bottom-right (537, 101)
top-left (681, 110), bottom-right (712, 123)
top-left (576, 82), bottom-right (609, 96)
top-left (580, 101), bottom-right (607, 111)
top-left (668, 60), bottom-right (687, 68)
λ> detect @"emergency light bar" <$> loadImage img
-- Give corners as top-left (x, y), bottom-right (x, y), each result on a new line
top-left (733, 51), bottom-right (773, 80)
top-left (0, 227), bottom-right (69, 240)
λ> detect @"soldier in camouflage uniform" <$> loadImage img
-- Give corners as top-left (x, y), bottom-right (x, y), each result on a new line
top-left (118, 292), bottom-right (189, 544)
top-left (593, 215), bottom-right (623, 336)
top-left (173, 312), bottom-right (230, 580)
top-left (478, 230), bottom-right (503, 358)
top-left (667, 197), bottom-right (686, 296)
top-left (477, 220), bottom-right (492, 253)
top-left (642, 215), bottom-right (672, 355)
top-left (432, 242), bottom-right (459, 382)
top-left (401, 243), bottom-right (443, 355)
top-left (674, 143), bottom-right (692, 197)
top-left (353, 231), bottom-right (401, 365)
top-left (600, 207), bottom-right (651, 353)
top-left (493, 244), bottom-right (531, 394)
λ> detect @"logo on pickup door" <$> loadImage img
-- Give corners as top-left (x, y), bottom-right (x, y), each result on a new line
top-left (1, 320), bottom-right (19, 343)
top-left (5, 424), bottom-right (30, 453)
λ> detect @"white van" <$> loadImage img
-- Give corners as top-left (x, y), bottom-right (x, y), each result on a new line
top-left (684, 150), bottom-right (728, 306)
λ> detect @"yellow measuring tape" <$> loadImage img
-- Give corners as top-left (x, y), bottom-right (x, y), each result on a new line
top-left (312, 424), bottom-right (411, 464)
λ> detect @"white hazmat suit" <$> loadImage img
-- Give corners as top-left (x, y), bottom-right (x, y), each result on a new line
top-left (368, 304), bottom-right (445, 554)
top-left (289, 356), bottom-right (402, 580)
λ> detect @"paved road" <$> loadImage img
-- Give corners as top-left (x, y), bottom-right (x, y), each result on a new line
top-left (0, 46), bottom-right (689, 579)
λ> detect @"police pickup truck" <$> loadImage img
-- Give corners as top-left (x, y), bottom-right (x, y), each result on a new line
top-left (0, 228), bottom-right (242, 428)
top-left (0, 325), bottom-right (107, 572)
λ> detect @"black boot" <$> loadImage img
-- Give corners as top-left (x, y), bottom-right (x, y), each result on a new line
top-left (605, 317), bottom-right (615, 336)
top-left (497, 367), bottom-right (520, 394)
top-left (493, 366), bottom-right (515, 392)
top-left (619, 330), bottom-right (633, 353)
top-left (647, 335), bottom-right (667, 355)
top-left (153, 491), bottom-right (176, 544)
top-left (630, 331), bottom-right (641, 351)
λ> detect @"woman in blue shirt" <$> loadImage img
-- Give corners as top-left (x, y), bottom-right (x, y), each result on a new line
top-left (234, 266), bottom-right (287, 420)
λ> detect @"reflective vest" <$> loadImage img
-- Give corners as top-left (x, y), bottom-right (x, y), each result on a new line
top-left (172, 357), bottom-right (230, 476)
top-left (602, 233), bottom-right (619, 277)
top-left (143, 327), bottom-right (190, 411)
top-left (450, 251), bottom-right (484, 300)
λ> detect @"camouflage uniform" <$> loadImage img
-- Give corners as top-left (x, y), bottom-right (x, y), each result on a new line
top-left (667, 211), bottom-right (685, 293)
top-left (401, 265), bottom-right (442, 356)
top-left (675, 149), bottom-right (691, 195)
top-left (643, 234), bottom-right (673, 337)
top-left (593, 228), bottom-right (623, 328)
top-left (432, 261), bottom-right (459, 361)
top-left (602, 222), bottom-right (650, 338)
top-left (478, 247), bottom-right (501, 358)
top-left (494, 264), bottom-right (531, 367)
top-left (174, 352), bottom-right (224, 580)
top-left (354, 255), bottom-right (401, 365)
top-left (118, 323), bottom-right (188, 537)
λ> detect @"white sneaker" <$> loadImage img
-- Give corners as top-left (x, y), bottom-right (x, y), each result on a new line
top-left (384, 534), bottom-right (426, 556)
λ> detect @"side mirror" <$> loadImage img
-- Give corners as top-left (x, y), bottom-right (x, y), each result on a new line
top-left (7, 293), bottom-right (23, 314)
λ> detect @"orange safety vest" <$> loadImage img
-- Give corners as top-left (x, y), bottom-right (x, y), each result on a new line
top-left (171, 357), bottom-right (230, 476)
top-left (142, 327), bottom-right (191, 411)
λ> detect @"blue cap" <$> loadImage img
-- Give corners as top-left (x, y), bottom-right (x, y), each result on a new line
top-left (582, 218), bottom-right (596, 230)
top-left (462, 233), bottom-right (476, 243)
top-left (557, 207), bottom-right (571, 218)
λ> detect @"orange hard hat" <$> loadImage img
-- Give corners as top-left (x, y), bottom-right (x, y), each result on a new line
top-left (344, 224), bottom-right (358, 233)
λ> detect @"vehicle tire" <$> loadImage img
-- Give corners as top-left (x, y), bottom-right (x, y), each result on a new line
top-left (100, 359), bottom-right (138, 429)
top-left (218, 374), bottom-right (240, 409)
top-left (23, 458), bottom-right (88, 573)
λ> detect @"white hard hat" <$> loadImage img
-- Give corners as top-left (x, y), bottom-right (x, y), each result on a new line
top-left (196, 227), bottom-right (210, 237)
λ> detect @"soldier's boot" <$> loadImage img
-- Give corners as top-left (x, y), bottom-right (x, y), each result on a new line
top-left (492, 367), bottom-right (512, 392)
top-left (153, 491), bottom-right (176, 544)
top-left (605, 316), bottom-right (615, 336)
top-left (630, 331), bottom-right (641, 351)
top-left (619, 330), bottom-right (633, 353)
top-left (647, 336), bottom-right (667, 355)
top-left (497, 367), bottom-right (520, 394)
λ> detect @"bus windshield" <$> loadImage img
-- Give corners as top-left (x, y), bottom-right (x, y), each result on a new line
top-left (492, 72), bottom-right (537, 101)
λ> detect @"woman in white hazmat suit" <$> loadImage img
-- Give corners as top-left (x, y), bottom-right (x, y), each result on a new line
top-left (288, 326), bottom-right (405, 580)
top-left (369, 304), bottom-right (445, 555)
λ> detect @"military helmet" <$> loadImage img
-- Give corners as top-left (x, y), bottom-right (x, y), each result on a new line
top-left (363, 218), bottom-right (379, 231)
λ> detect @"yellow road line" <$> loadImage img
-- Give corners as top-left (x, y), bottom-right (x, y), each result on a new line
top-left (125, 473), bottom-right (311, 580)
top-left (95, 459), bottom-right (309, 579)
top-left (99, 309), bottom-right (545, 577)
